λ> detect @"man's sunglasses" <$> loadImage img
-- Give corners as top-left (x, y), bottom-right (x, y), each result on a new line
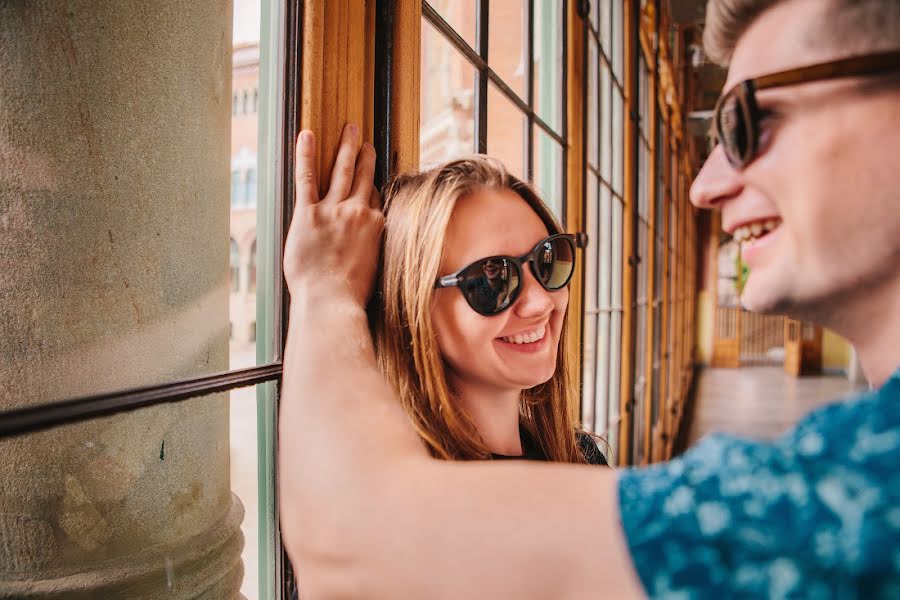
top-left (435, 234), bottom-right (576, 316)
top-left (715, 49), bottom-right (900, 169)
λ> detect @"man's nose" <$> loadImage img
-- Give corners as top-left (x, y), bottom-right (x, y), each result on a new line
top-left (689, 144), bottom-right (742, 209)
top-left (513, 267), bottom-right (556, 318)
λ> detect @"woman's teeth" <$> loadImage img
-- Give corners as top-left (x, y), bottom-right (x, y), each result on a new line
top-left (733, 218), bottom-right (781, 243)
top-left (501, 326), bottom-right (546, 345)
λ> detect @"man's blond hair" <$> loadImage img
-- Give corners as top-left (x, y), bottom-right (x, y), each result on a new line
top-left (704, 0), bottom-right (900, 66)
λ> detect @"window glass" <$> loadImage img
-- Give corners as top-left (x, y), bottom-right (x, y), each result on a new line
top-left (532, 126), bottom-right (563, 218)
top-left (601, 61), bottom-right (613, 183)
top-left (581, 173), bottom-right (600, 431)
top-left (612, 91), bottom-right (624, 195)
top-left (608, 197), bottom-right (624, 463)
top-left (487, 82), bottom-right (526, 180)
top-left (594, 310), bottom-right (611, 437)
top-left (533, 0), bottom-right (563, 133)
top-left (587, 38), bottom-right (599, 170)
top-left (599, 185), bottom-right (613, 311)
top-left (429, 0), bottom-right (477, 51)
top-left (232, 169), bottom-right (244, 206)
top-left (231, 238), bottom-right (242, 294)
top-left (600, 0), bottom-right (612, 52)
top-left (608, 310), bottom-right (622, 463)
top-left (230, 0), bottom-right (276, 379)
top-left (488, 0), bottom-right (526, 101)
top-left (0, 1), bottom-right (281, 597)
top-left (420, 18), bottom-right (477, 166)
top-left (0, 0), bottom-right (278, 406)
top-left (612, 0), bottom-right (624, 80)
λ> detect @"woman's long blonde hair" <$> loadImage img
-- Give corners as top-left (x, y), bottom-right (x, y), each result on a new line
top-left (372, 155), bottom-right (585, 463)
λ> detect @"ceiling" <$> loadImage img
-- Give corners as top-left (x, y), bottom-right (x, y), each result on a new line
top-left (670, 0), bottom-right (708, 25)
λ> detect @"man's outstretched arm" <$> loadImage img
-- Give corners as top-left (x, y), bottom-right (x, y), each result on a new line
top-left (278, 125), bottom-right (645, 599)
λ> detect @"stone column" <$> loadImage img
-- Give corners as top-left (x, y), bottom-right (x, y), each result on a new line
top-left (0, 2), bottom-right (244, 597)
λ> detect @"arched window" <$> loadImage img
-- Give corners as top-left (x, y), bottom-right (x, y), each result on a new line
top-left (231, 170), bottom-right (243, 207)
top-left (242, 89), bottom-right (249, 114)
top-left (245, 168), bottom-right (257, 207)
top-left (230, 238), bottom-right (240, 293)
top-left (252, 88), bottom-right (259, 113)
top-left (249, 239), bottom-right (257, 293)
top-left (232, 91), bottom-right (239, 115)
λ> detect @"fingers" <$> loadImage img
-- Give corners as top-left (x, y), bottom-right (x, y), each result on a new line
top-left (369, 185), bottom-right (382, 210)
top-left (349, 142), bottom-right (376, 202)
top-left (294, 130), bottom-right (319, 207)
top-left (324, 123), bottom-right (360, 204)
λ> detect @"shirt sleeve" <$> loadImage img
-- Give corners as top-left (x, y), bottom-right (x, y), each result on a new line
top-left (616, 377), bottom-right (900, 599)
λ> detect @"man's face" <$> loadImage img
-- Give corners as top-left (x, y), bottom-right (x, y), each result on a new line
top-left (690, 0), bottom-right (900, 321)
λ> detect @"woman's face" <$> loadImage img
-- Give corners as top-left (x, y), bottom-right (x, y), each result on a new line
top-left (431, 187), bottom-right (569, 394)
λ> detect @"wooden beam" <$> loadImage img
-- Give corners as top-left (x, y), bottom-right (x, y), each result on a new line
top-left (301, 0), bottom-right (370, 191)
top-left (641, 38), bottom-right (658, 466)
top-left (390, 0), bottom-right (421, 175)
top-left (658, 121), bottom-right (671, 461)
top-left (618, 0), bottom-right (638, 466)
top-left (566, 0), bottom-right (586, 410)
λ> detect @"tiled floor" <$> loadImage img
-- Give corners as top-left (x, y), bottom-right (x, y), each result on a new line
top-left (684, 367), bottom-right (867, 448)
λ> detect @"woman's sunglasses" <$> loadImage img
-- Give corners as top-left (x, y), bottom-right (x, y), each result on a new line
top-left (435, 234), bottom-right (576, 316)
top-left (715, 49), bottom-right (900, 169)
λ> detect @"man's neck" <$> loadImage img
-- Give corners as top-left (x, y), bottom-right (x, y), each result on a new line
top-left (820, 276), bottom-right (900, 388)
top-left (449, 376), bottom-right (523, 456)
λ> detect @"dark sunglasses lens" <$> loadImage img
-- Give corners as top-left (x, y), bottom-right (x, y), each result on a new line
top-left (459, 258), bottom-right (519, 315)
top-left (534, 237), bottom-right (575, 290)
top-left (719, 92), bottom-right (748, 166)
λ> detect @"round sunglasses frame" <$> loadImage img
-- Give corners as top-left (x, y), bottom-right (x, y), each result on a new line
top-left (434, 233), bottom-right (577, 316)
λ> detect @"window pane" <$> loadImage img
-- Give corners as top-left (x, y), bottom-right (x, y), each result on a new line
top-left (532, 126), bottom-right (564, 219)
top-left (608, 310), bottom-right (622, 463)
top-left (230, 382), bottom-right (277, 599)
top-left (0, 0), bottom-right (279, 407)
top-left (487, 83), bottom-right (525, 179)
top-left (429, 0), bottom-right (477, 52)
top-left (601, 61), bottom-right (613, 182)
top-left (600, 0), bottom-right (612, 52)
top-left (533, 0), bottom-right (563, 133)
top-left (612, 91), bottom-right (624, 195)
top-left (587, 38), bottom-right (599, 169)
top-left (612, 0), bottom-right (624, 81)
top-left (585, 174), bottom-right (600, 314)
top-left (612, 199), bottom-right (624, 308)
top-left (1, 1), bottom-right (281, 596)
top-left (488, 0), bottom-right (526, 101)
top-left (599, 185), bottom-right (613, 309)
top-left (633, 306), bottom-right (646, 464)
top-left (581, 173), bottom-right (599, 431)
top-left (421, 18), bottom-right (477, 166)
top-left (0, 381), bottom-right (275, 598)
top-left (594, 310), bottom-right (611, 436)
top-left (231, 1), bottom-right (278, 379)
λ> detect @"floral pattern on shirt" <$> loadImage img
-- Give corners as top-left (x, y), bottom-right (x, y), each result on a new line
top-left (618, 370), bottom-right (900, 599)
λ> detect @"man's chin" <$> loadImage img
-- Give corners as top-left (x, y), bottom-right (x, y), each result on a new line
top-left (739, 278), bottom-right (788, 315)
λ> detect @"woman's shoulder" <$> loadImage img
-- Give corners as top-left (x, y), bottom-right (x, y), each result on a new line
top-left (576, 432), bottom-right (609, 466)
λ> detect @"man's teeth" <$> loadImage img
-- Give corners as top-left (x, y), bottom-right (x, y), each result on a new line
top-left (733, 218), bottom-right (780, 243)
top-left (501, 326), bottom-right (546, 345)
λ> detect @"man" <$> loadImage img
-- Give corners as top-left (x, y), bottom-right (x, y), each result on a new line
top-left (279, 0), bottom-right (900, 597)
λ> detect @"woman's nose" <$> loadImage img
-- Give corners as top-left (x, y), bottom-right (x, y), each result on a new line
top-left (513, 267), bottom-right (556, 318)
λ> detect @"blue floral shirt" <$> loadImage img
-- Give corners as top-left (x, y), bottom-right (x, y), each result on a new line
top-left (618, 370), bottom-right (900, 599)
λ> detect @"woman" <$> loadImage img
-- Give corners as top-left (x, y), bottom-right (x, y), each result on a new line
top-left (371, 155), bottom-right (606, 465)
